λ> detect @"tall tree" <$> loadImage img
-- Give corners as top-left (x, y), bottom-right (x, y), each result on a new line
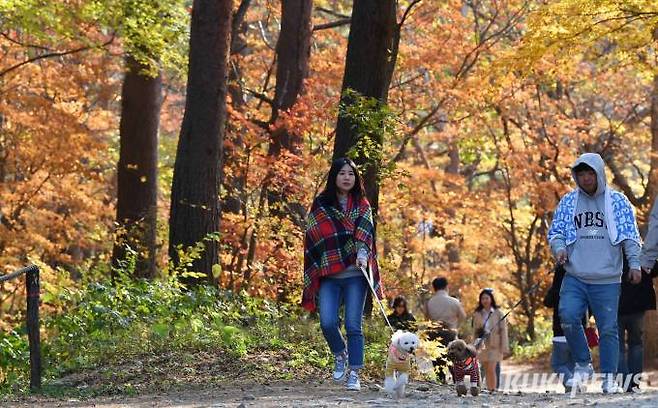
top-left (239, 0), bottom-right (313, 291)
top-left (111, 56), bottom-right (162, 279)
top-left (266, 0), bottom-right (313, 216)
top-left (169, 0), bottom-right (233, 284)
top-left (223, 0), bottom-right (252, 215)
top-left (331, 0), bottom-right (418, 315)
top-left (270, 0), bottom-right (312, 155)
top-left (332, 0), bottom-right (417, 216)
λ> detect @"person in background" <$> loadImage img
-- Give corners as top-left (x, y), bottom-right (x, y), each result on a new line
top-left (544, 265), bottom-right (587, 393)
top-left (473, 288), bottom-right (509, 392)
top-left (387, 295), bottom-right (417, 332)
top-left (425, 277), bottom-right (467, 383)
top-left (618, 195), bottom-right (658, 392)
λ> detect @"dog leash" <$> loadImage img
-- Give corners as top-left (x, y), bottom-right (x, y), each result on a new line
top-left (474, 282), bottom-right (541, 349)
top-left (359, 265), bottom-right (395, 333)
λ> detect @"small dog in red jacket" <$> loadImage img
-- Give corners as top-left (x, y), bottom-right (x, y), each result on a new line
top-left (446, 339), bottom-right (480, 396)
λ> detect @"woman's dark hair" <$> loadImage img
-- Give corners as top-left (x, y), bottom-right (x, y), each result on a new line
top-left (321, 157), bottom-right (366, 206)
top-left (475, 289), bottom-right (498, 312)
top-left (392, 295), bottom-right (409, 314)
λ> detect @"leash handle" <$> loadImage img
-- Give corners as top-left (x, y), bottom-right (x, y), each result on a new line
top-left (359, 265), bottom-right (395, 333)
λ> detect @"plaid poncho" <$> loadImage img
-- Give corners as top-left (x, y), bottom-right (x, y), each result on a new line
top-left (302, 193), bottom-right (382, 312)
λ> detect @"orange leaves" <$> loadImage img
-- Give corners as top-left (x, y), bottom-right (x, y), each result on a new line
top-left (0, 35), bottom-right (118, 283)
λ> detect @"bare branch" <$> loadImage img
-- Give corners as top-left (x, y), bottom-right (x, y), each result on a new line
top-left (316, 7), bottom-right (350, 19)
top-left (1, 32), bottom-right (52, 51)
top-left (313, 18), bottom-right (351, 31)
top-left (245, 88), bottom-right (274, 106)
top-left (0, 35), bottom-right (115, 79)
top-left (399, 0), bottom-right (423, 28)
top-left (232, 0), bottom-right (252, 38)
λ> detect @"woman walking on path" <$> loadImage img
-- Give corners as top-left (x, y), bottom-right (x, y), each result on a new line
top-left (473, 289), bottom-right (509, 392)
top-left (302, 158), bottom-right (382, 391)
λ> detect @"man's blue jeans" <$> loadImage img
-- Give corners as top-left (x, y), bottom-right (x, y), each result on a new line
top-left (318, 276), bottom-right (368, 369)
top-left (618, 311), bottom-right (644, 390)
top-left (558, 274), bottom-right (620, 375)
top-left (551, 340), bottom-right (575, 385)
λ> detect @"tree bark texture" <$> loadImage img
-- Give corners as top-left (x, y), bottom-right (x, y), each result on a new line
top-left (332, 0), bottom-right (399, 217)
top-left (270, 0), bottom-right (312, 154)
top-left (267, 0), bottom-right (313, 218)
top-left (168, 0), bottom-right (232, 285)
top-left (112, 55), bottom-right (162, 279)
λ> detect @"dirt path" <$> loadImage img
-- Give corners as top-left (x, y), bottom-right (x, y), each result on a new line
top-left (5, 364), bottom-right (658, 407)
top-left (5, 380), bottom-right (658, 408)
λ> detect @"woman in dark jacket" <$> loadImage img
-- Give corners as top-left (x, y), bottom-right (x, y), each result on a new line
top-left (387, 295), bottom-right (416, 331)
top-left (544, 265), bottom-right (587, 392)
top-left (618, 258), bottom-right (658, 392)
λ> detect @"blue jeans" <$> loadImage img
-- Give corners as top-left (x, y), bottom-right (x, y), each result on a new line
top-left (558, 274), bottom-right (620, 375)
top-left (618, 311), bottom-right (644, 390)
top-left (318, 276), bottom-right (368, 369)
top-left (551, 340), bottom-right (575, 385)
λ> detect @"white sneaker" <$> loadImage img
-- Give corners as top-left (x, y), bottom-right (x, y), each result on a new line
top-left (332, 351), bottom-right (348, 381)
top-left (573, 363), bottom-right (594, 380)
top-left (566, 363), bottom-right (594, 394)
top-left (346, 370), bottom-right (361, 391)
top-left (565, 378), bottom-right (587, 394)
top-left (602, 376), bottom-right (622, 394)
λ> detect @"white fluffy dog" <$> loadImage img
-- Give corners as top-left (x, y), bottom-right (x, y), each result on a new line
top-left (384, 330), bottom-right (419, 399)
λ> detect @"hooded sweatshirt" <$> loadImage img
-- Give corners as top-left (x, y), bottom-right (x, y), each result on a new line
top-left (549, 153), bottom-right (641, 284)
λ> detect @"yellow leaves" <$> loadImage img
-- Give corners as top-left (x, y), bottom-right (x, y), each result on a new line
top-left (513, 0), bottom-right (658, 75)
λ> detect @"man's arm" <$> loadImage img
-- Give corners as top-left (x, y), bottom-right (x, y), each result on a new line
top-left (548, 196), bottom-right (569, 264)
top-left (623, 239), bottom-right (642, 284)
top-left (457, 301), bottom-right (466, 322)
top-left (623, 239), bottom-right (642, 270)
top-left (549, 234), bottom-right (568, 265)
top-left (642, 196), bottom-right (658, 270)
top-left (423, 298), bottom-right (432, 320)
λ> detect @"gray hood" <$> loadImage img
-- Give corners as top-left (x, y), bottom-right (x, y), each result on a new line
top-left (571, 153), bottom-right (607, 196)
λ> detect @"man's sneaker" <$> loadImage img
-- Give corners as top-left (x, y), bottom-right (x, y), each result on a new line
top-left (573, 363), bottom-right (594, 380)
top-left (571, 363), bottom-right (594, 385)
top-left (332, 351), bottom-right (348, 381)
top-left (602, 376), bottom-right (623, 394)
top-left (565, 364), bottom-right (593, 394)
top-left (346, 370), bottom-right (361, 391)
top-left (564, 379), bottom-right (587, 394)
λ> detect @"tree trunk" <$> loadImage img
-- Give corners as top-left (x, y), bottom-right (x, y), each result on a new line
top-left (445, 143), bottom-right (461, 263)
top-left (267, 0), bottom-right (312, 217)
top-left (332, 0), bottom-right (399, 218)
top-left (526, 310), bottom-right (536, 341)
top-left (270, 0), bottom-right (312, 152)
top-left (168, 0), bottom-right (232, 285)
top-left (223, 0), bottom-right (252, 215)
top-left (112, 55), bottom-right (161, 279)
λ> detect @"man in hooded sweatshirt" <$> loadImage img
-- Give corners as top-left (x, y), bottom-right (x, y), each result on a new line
top-left (548, 152), bottom-right (642, 394)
